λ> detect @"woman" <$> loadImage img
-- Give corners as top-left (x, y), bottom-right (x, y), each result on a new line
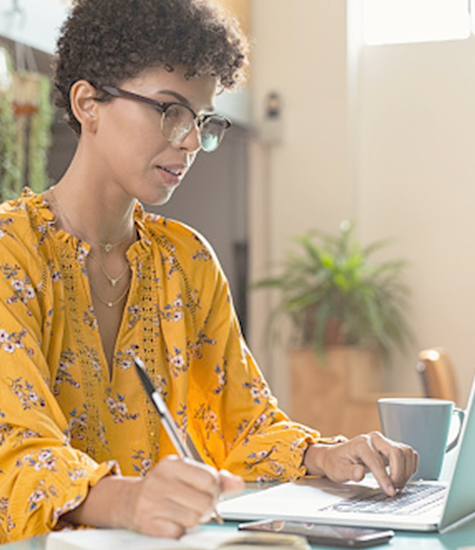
top-left (0, 0), bottom-right (417, 542)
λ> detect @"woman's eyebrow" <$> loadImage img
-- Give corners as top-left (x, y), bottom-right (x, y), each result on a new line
top-left (157, 89), bottom-right (214, 112)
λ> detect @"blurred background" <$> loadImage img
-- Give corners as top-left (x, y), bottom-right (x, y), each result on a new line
top-left (1, 0), bottom-right (475, 435)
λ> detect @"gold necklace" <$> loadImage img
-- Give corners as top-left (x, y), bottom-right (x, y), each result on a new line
top-left (48, 188), bottom-right (132, 307)
top-left (49, 188), bottom-right (134, 253)
top-left (90, 279), bottom-right (131, 308)
top-left (88, 252), bottom-right (130, 287)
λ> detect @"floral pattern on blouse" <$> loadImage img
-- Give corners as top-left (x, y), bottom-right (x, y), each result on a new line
top-left (0, 188), bottom-right (325, 543)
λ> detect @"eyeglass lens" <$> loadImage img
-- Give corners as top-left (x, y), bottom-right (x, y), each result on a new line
top-left (162, 104), bottom-right (227, 152)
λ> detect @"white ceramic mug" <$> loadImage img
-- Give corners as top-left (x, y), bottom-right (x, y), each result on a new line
top-left (378, 397), bottom-right (464, 480)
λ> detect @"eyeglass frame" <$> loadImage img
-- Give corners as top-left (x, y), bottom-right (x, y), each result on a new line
top-left (94, 84), bottom-right (232, 152)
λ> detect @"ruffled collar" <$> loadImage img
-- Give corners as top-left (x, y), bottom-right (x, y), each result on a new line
top-left (21, 187), bottom-right (153, 261)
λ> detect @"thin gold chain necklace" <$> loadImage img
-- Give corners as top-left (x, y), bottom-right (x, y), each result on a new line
top-left (49, 188), bottom-right (134, 253)
top-left (88, 252), bottom-right (129, 287)
top-left (89, 278), bottom-right (131, 308)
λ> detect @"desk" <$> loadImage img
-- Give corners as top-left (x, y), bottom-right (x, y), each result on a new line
top-left (3, 519), bottom-right (475, 550)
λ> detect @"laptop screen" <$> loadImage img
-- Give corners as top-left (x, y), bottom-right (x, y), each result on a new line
top-left (439, 375), bottom-right (475, 531)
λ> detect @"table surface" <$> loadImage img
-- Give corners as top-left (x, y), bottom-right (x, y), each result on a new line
top-left (3, 519), bottom-right (475, 550)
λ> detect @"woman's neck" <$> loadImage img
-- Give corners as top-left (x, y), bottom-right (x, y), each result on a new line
top-left (48, 167), bottom-right (137, 249)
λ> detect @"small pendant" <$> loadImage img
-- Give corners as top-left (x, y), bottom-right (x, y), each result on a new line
top-left (104, 243), bottom-right (113, 253)
top-left (107, 302), bottom-right (113, 308)
top-left (110, 277), bottom-right (119, 287)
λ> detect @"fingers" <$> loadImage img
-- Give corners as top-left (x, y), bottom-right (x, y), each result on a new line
top-left (349, 434), bottom-right (397, 496)
top-left (343, 432), bottom-right (418, 496)
top-left (370, 432), bottom-right (418, 489)
top-left (130, 455), bottom-right (224, 537)
top-left (155, 456), bottom-right (221, 512)
top-left (306, 432), bottom-right (418, 497)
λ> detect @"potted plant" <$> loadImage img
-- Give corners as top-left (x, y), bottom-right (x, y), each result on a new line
top-left (12, 70), bottom-right (54, 195)
top-left (0, 47), bottom-right (19, 201)
top-left (254, 221), bottom-right (414, 436)
top-left (0, 46), bottom-right (53, 202)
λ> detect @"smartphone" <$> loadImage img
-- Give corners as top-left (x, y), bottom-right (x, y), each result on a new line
top-left (238, 519), bottom-right (394, 548)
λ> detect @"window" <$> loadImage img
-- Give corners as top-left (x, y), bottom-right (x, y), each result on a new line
top-left (363, 0), bottom-right (472, 45)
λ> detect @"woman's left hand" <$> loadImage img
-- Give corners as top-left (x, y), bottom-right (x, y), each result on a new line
top-left (303, 431), bottom-right (418, 496)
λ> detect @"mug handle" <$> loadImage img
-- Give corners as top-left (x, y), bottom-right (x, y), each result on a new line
top-left (446, 407), bottom-right (465, 453)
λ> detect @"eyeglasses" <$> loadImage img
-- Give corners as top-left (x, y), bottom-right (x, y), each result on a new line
top-left (97, 85), bottom-right (231, 153)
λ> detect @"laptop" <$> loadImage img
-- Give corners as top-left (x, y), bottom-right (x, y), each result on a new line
top-left (218, 376), bottom-right (475, 532)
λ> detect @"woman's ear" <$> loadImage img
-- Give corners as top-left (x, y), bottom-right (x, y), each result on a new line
top-left (69, 80), bottom-right (100, 133)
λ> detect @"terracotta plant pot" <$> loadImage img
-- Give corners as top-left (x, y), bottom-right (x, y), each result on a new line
top-left (289, 346), bottom-right (383, 438)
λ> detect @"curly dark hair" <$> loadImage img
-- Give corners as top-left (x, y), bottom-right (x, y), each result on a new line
top-left (54, 0), bottom-right (249, 135)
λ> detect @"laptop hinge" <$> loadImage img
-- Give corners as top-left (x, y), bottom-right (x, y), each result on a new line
top-left (440, 509), bottom-right (475, 534)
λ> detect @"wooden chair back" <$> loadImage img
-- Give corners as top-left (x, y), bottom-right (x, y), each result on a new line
top-left (416, 348), bottom-right (459, 404)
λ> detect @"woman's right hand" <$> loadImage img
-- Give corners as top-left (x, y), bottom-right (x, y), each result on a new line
top-left (124, 455), bottom-right (243, 537)
top-left (63, 455), bottom-right (244, 537)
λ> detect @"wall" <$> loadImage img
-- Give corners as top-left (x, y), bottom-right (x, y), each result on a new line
top-left (249, 0), bottom-right (475, 410)
top-left (358, 38), bottom-right (475, 405)
top-left (217, 0), bottom-right (251, 36)
top-left (248, 0), bottom-right (355, 404)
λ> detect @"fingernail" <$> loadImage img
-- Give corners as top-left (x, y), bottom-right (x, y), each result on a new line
top-left (199, 511), bottom-right (212, 524)
top-left (386, 484), bottom-right (396, 497)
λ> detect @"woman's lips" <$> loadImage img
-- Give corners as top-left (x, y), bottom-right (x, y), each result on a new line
top-left (159, 165), bottom-right (182, 176)
top-left (157, 165), bottom-right (185, 185)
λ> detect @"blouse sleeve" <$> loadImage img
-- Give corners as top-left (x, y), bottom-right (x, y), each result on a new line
top-left (186, 244), bottom-right (340, 483)
top-left (0, 227), bottom-right (116, 543)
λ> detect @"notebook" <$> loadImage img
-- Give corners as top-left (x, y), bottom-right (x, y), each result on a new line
top-left (218, 375), bottom-right (475, 533)
top-left (45, 528), bottom-right (310, 550)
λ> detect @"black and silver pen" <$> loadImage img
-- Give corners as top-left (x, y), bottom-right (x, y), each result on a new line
top-left (134, 357), bottom-right (224, 524)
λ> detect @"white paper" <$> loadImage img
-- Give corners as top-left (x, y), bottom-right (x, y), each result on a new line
top-left (45, 526), bottom-right (305, 550)
top-left (46, 527), bottom-right (244, 550)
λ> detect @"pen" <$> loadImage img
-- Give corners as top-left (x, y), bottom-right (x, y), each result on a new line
top-left (133, 357), bottom-right (224, 525)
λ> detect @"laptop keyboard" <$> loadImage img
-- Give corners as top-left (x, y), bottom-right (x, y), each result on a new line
top-left (321, 483), bottom-right (447, 515)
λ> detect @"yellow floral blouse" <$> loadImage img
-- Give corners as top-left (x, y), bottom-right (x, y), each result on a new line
top-left (0, 188), bottom-right (324, 542)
